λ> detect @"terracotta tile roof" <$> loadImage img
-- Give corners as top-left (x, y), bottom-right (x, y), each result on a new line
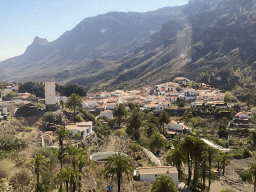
top-left (138, 166), bottom-right (177, 175)
top-left (66, 125), bottom-right (89, 131)
top-left (65, 121), bottom-right (92, 131)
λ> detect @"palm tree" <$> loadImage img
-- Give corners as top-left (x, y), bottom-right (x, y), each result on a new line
top-left (113, 103), bottom-right (127, 127)
top-left (56, 126), bottom-right (71, 167)
top-left (250, 131), bottom-right (256, 148)
top-left (214, 155), bottom-right (222, 172)
top-left (220, 153), bottom-right (231, 176)
top-left (192, 138), bottom-right (206, 187)
top-left (180, 135), bottom-right (194, 185)
top-left (64, 146), bottom-right (79, 168)
top-left (64, 146), bottom-right (87, 191)
top-left (69, 168), bottom-right (81, 192)
top-left (247, 163), bottom-right (256, 192)
top-left (75, 150), bottom-right (88, 192)
top-left (166, 145), bottom-right (186, 179)
top-left (200, 153), bottom-right (209, 191)
top-left (159, 111), bottom-right (170, 135)
top-left (27, 154), bottom-right (48, 192)
top-left (55, 168), bottom-right (71, 192)
top-left (66, 93), bottom-right (83, 115)
top-left (151, 175), bottom-right (178, 192)
top-left (103, 153), bottom-right (134, 192)
top-left (55, 167), bottom-right (81, 192)
top-left (206, 146), bottom-right (217, 190)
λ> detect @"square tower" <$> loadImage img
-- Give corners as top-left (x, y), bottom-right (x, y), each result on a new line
top-left (45, 82), bottom-right (56, 111)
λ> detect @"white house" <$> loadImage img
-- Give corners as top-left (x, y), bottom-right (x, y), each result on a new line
top-left (167, 120), bottom-right (184, 132)
top-left (65, 121), bottom-right (93, 139)
top-left (99, 110), bottom-right (113, 119)
top-left (190, 100), bottom-right (204, 108)
top-left (167, 120), bottom-right (192, 134)
top-left (166, 96), bottom-right (178, 103)
top-left (153, 104), bottom-right (164, 114)
top-left (133, 166), bottom-right (179, 188)
top-left (106, 103), bottom-right (117, 110)
top-left (235, 111), bottom-right (252, 120)
top-left (184, 88), bottom-right (196, 101)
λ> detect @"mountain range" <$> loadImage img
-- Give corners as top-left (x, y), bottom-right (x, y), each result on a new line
top-left (1, 0), bottom-right (256, 90)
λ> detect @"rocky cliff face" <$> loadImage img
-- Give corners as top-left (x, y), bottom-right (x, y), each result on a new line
top-left (1, 0), bottom-right (256, 90)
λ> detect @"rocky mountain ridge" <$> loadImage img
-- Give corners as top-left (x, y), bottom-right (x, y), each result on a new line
top-left (1, 0), bottom-right (256, 90)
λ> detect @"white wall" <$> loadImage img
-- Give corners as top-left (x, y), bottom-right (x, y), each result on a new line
top-left (45, 82), bottom-right (56, 105)
top-left (56, 96), bottom-right (67, 103)
top-left (140, 173), bottom-right (179, 187)
top-left (69, 126), bottom-right (92, 139)
top-left (167, 122), bottom-right (183, 131)
top-left (106, 103), bottom-right (117, 110)
top-left (100, 111), bottom-right (113, 119)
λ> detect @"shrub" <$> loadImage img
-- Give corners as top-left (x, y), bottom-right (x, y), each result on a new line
top-left (9, 168), bottom-right (31, 191)
top-left (243, 149), bottom-right (252, 158)
top-left (239, 170), bottom-right (250, 181)
top-left (135, 154), bottom-right (142, 160)
top-left (2, 91), bottom-right (17, 101)
top-left (43, 112), bottom-right (56, 124)
top-left (73, 114), bottom-right (84, 122)
top-left (25, 127), bottom-right (37, 132)
top-left (228, 139), bottom-right (234, 145)
top-left (233, 153), bottom-right (243, 159)
top-left (36, 102), bottom-right (46, 109)
top-left (114, 129), bottom-right (126, 136)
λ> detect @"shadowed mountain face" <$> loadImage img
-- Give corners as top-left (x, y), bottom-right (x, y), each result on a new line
top-left (1, 0), bottom-right (256, 90)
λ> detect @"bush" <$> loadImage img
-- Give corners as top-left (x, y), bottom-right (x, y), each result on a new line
top-left (233, 153), bottom-right (243, 159)
top-left (239, 170), bottom-right (250, 181)
top-left (43, 112), bottom-right (56, 124)
top-left (9, 168), bottom-right (31, 191)
top-left (114, 129), bottom-right (126, 137)
top-left (36, 102), bottom-right (46, 109)
top-left (73, 115), bottom-right (84, 122)
top-left (135, 154), bottom-right (142, 160)
top-left (243, 149), bottom-right (252, 158)
top-left (25, 127), bottom-right (37, 132)
top-left (2, 91), bottom-right (17, 101)
top-left (228, 139), bottom-right (234, 145)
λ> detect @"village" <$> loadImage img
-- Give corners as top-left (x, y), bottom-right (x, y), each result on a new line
top-left (0, 77), bottom-right (255, 192)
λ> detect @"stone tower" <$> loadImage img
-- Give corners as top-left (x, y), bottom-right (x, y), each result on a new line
top-left (45, 82), bottom-right (56, 111)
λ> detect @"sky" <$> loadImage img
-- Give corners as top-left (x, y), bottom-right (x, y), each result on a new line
top-left (0, 0), bottom-right (189, 62)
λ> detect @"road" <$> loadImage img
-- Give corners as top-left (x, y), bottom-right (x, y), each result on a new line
top-left (201, 138), bottom-right (232, 152)
top-left (142, 147), bottom-right (161, 166)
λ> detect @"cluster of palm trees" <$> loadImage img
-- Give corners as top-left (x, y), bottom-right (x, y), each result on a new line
top-left (54, 126), bottom-right (89, 192)
top-left (55, 146), bottom-right (88, 192)
top-left (166, 134), bottom-right (231, 191)
top-left (28, 126), bottom-right (88, 192)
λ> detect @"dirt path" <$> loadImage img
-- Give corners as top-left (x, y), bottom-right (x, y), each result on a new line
top-left (103, 134), bottom-right (116, 152)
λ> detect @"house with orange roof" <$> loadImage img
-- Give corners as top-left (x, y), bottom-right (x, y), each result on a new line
top-left (133, 166), bottom-right (178, 187)
top-left (65, 121), bottom-right (93, 139)
top-left (167, 120), bottom-right (192, 134)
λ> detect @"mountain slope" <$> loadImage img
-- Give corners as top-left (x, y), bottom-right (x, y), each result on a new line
top-left (0, 7), bottom-right (183, 82)
top-left (1, 0), bottom-right (256, 91)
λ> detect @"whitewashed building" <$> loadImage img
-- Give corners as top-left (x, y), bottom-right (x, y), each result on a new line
top-left (133, 166), bottom-right (179, 188)
top-left (65, 121), bottom-right (93, 139)
top-left (167, 120), bottom-right (192, 134)
top-left (99, 110), bottom-right (113, 119)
